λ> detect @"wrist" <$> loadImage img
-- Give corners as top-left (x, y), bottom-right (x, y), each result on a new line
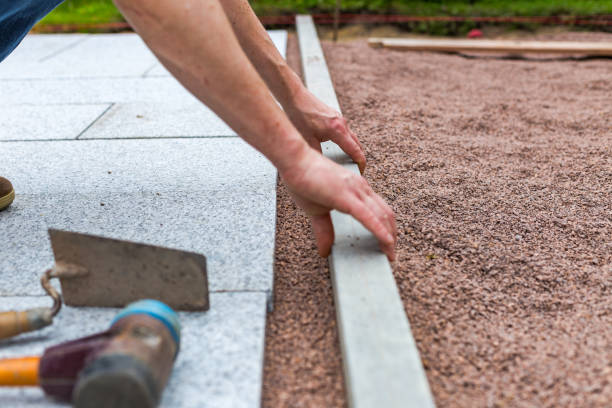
top-left (274, 132), bottom-right (313, 181)
top-left (276, 64), bottom-right (307, 108)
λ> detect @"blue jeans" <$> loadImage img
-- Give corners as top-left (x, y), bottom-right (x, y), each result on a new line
top-left (0, 0), bottom-right (65, 62)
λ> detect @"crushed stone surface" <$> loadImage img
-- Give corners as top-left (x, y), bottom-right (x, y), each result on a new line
top-left (263, 32), bottom-right (611, 407)
top-left (262, 34), bottom-right (346, 408)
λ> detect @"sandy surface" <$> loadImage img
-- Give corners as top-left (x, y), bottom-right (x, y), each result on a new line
top-left (263, 31), bottom-right (611, 407)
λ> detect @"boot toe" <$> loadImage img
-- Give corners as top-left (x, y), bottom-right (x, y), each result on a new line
top-left (0, 177), bottom-right (15, 211)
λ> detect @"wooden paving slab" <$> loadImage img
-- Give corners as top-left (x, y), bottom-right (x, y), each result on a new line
top-left (296, 15), bottom-right (436, 408)
top-left (368, 37), bottom-right (612, 55)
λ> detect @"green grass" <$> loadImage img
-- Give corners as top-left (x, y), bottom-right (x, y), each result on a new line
top-left (38, 0), bottom-right (123, 25)
top-left (252, 0), bottom-right (612, 16)
top-left (37, 0), bottom-right (612, 28)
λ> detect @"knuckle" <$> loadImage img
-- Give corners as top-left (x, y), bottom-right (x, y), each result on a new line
top-left (342, 172), bottom-right (355, 185)
top-left (329, 115), bottom-right (346, 132)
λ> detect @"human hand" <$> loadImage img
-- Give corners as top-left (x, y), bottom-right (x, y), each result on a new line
top-left (280, 146), bottom-right (396, 261)
top-left (284, 87), bottom-right (366, 173)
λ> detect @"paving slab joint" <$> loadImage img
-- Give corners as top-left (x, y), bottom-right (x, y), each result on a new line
top-left (76, 103), bottom-right (115, 140)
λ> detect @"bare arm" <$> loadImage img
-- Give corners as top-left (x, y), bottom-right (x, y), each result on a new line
top-left (113, 0), bottom-right (302, 171)
top-left (113, 0), bottom-right (396, 260)
top-left (218, 0), bottom-right (301, 110)
top-left (218, 0), bottom-right (366, 172)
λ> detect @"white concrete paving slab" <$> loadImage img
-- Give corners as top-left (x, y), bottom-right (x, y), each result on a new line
top-left (1, 191), bottom-right (274, 296)
top-left (0, 34), bottom-right (87, 66)
top-left (0, 291), bottom-right (267, 408)
top-left (0, 34), bottom-right (157, 79)
top-left (0, 77), bottom-right (198, 106)
top-left (0, 104), bottom-right (111, 141)
top-left (144, 63), bottom-right (169, 77)
top-left (0, 30), bottom-right (287, 408)
top-left (1, 139), bottom-right (276, 296)
top-left (0, 31), bottom-right (286, 141)
top-left (270, 29), bottom-right (288, 57)
top-left (144, 30), bottom-right (288, 77)
top-left (81, 102), bottom-right (236, 139)
top-left (3, 138), bottom-right (273, 193)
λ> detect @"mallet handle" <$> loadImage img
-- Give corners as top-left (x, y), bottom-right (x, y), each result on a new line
top-left (0, 356), bottom-right (40, 386)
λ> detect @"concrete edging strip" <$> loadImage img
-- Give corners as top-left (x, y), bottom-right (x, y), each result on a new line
top-left (296, 15), bottom-right (436, 408)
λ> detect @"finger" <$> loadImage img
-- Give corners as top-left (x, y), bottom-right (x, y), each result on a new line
top-left (363, 194), bottom-right (397, 261)
top-left (328, 119), bottom-right (367, 174)
top-left (369, 191), bottom-right (397, 243)
top-left (311, 213), bottom-right (334, 257)
top-left (347, 129), bottom-right (367, 173)
top-left (333, 131), bottom-right (366, 174)
top-left (353, 174), bottom-right (396, 244)
top-left (349, 177), bottom-right (396, 258)
top-left (347, 198), bottom-right (395, 260)
top-left (364, 194), bottom-right (395, 247)
top-left (349, 128), bottom-right (364, 151)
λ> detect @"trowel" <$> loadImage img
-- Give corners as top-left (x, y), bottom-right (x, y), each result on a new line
top-left (0, 229), bottom-right (209, 339)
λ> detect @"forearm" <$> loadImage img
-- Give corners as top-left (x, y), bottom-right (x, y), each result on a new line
top-left (113, 0), bottom-right (308, 172)
top-left (114, 0), bottom-right (395, 260)
top-left (216, 0), bottom-right (368, 172)
top-left (218, 0), bottom-right (305, 108)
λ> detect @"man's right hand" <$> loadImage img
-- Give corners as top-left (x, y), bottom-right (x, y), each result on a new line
top-left (280, 146), bottom-right (397, 261)
top-left (114, 0), bottom-right (395, 259)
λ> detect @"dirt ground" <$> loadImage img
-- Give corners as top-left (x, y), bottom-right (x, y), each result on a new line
top-left (263, 31), bottom-right (611, 407)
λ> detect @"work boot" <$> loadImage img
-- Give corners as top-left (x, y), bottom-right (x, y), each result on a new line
top-left (0, 177), bottom-right (15, 211)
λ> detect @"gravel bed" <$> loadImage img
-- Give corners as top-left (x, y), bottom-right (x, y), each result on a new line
top-left (263, 31), bottom-right (611, 408)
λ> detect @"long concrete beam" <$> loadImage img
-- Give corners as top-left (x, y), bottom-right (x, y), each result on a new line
top-left (296, 15), bottom-right (436, 408)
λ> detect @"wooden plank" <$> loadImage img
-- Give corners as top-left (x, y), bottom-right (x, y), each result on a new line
top-left (296, 15), bottom-right (436, 408)
top-left (368, 37), bottom-right (612, 55)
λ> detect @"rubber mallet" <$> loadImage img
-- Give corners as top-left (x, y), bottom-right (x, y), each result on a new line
top-left (0, 299), bottom-right (180, 408)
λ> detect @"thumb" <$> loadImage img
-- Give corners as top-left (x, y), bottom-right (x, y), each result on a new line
top-left (311, 213), bottom-right (334, 257)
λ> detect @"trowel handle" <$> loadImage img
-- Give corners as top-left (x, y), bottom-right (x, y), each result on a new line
top-left (0, 308), bottom-right (53, 340)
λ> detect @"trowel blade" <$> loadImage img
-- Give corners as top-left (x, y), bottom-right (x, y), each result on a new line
top-left (48, 229), bottom-right (209, 311)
